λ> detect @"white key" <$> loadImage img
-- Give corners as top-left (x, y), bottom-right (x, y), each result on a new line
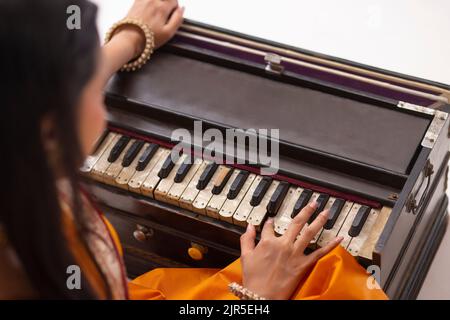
top-left (205, 169), bottom-right (240, 219)
top-left (80, 132), bottom-right (115, 174)
top-left (192, 165), bottom-right (229, 215)
top-left (128, 147), bottom-right (166, 194)
top-left (90, 134), bottom-right (121, 182)
top-left (154, 154), bottom-right (188, 202)
top-left (179, 160), bottom-right (210, 211)
top-left (358, 206), bottom-right (391, 260)
top-left (247, 180), bottom-right (280, 231)
top-left (140, 148), bottom-right (171, 198)
top-left (219, 173), bottom-right (256, 223)
top-left (274, 187), bottom-right (303, 235)
top-left (337, 203), bottom-right (363, 249)
top-left (166, 159), bottom-right (203, 206)
top-left (347, 208), bottom-right (379, 256)
top-left (310, 197), bottom-right (337, 248)
top-left (232, 176), bottom-right (263, 227)
top-left (103, 139), bottom-right (136, 186)
top-left (317, 201), bottom-right (353, 248)
top-left (115, 142), bottom-right (147, 190)
top-left (295, 192), bottom-right (321, 242)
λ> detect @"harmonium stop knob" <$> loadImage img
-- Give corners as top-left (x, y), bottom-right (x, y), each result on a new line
top-left (188, 242), bottom-right (208, 261)
top-left (133, 224), bottom-right (154, 242)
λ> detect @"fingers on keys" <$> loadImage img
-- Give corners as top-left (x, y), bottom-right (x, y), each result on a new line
top-left (284, 201), bottom-right (317, 242)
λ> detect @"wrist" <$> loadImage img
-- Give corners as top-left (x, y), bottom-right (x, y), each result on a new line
top-left (228, 282), bottom-right (267, 300)
top-left (110, 26), bottom-right (145, 61)
top-left (104, 19), bottom-right (154, 72)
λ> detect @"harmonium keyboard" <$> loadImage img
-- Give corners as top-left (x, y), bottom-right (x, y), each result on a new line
top-left (82, 20), bottom-right (450, 299)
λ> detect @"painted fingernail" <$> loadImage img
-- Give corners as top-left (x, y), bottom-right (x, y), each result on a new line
top-left (309, 201), bottom-right (318, 209)
top-left (267, 218), bottom-right (274, 224)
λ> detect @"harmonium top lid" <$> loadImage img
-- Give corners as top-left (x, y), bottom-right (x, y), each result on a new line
top-left (105, 19), bottom-right (450, 176)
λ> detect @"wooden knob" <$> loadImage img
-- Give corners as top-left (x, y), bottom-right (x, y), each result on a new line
top-left (133, 225), bottom-right (153, 242)
top-left (188, 247), bottom-right (203, 261)
top-left (188, 243), bottom-right (208, 261)
top-left (133, 230), bottom-right (147, 242)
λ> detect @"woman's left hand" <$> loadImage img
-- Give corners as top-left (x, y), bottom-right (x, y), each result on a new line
top-left (101, 0), bottom-right (184, 83)
top-left (125, 0), bottom-right (185, 51)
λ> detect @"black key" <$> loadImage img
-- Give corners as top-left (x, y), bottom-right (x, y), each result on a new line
top-left (174, 161), bottom-right (193, 183)
top-left (324, 198), bottom-right (345, 230)
top-left (349, 205), bottom-right (371, 237)
top-left (212, 168), bottom-right (234, 195)
top-left (291, 189), bottom-right (313, 218)
top-left (267, 181), bottom-right (290, 216)
top-left (196, 162), bottom-right (219, 190)
top-left (250, 177), bottom-right (272, 206)
top-left (122, 140), bottom-right (144, 167)
top-left (227, 171), bottom-right (250, 199)
top-left (108, 136), bottom-right (130, 163)
top-left (136, 143), bottom-right (159, 171)
top-left (308, 194), bottom-right (330, 224)
top-left (158, 152), bottom-right (178, 179)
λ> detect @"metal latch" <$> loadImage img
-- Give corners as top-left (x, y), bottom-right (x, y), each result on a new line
top-left (406, 159), bottom-right (434, 214)
top-left (264, 53), bottom-right (284, 75)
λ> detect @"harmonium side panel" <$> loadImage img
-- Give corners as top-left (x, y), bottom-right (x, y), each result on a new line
top-left (375, 112), bottom-right (450, 298)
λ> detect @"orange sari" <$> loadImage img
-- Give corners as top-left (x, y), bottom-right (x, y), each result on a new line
top-left (127, 245), bottom-right (387, 300)
top-left (106, 214), bottom-right (387, 300)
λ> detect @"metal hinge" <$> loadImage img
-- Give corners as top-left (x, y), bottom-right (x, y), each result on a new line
top-left (397, 101), bottom-right (436, 115)
top-left (422, 111), bottom-right (448, 148)
top-left (397, 101), bottom-right (448, 148)
top-left (264, 53), bottom-right (284, 75)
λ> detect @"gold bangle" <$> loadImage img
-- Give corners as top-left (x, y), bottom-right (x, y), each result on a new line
top-left (104, 18), bottom-right (155, 72)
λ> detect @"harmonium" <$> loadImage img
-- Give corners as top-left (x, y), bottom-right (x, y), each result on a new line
top-left (81, 19), bottom-right (450, 299)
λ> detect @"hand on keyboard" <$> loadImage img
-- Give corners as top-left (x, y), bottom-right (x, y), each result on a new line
top-left (240, 201), bottom-right (344, 300)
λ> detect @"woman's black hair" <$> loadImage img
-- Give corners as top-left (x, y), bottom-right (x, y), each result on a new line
top-left (0, 0), bottom-right (107, 298)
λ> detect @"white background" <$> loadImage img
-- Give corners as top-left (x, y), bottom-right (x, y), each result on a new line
top-left (92, 0), bottom-right (450, 85)
top-left (90, 0), bottom-right (450, 298)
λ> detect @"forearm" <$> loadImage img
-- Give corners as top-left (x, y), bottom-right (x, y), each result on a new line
top-left (97, 0), bottom-right (184, 88)
top-left (99, 29), bottom-right (144, 87)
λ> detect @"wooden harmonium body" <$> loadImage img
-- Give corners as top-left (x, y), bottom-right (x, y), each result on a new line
top-left (82, 21), bottom-right (450, 299)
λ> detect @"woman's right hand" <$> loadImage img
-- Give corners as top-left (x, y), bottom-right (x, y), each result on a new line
top-left (240, 201), bottom-right (343, 300)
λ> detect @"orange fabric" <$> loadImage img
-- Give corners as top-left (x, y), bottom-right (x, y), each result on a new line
top-left (61, 200), bottom-right (108, 299)
top-left (101, 216), bottom-right (123, 257)
top-left (101, 216), bottom-right (387, 300)
top-left (127, 246), bottom-right (387, 300)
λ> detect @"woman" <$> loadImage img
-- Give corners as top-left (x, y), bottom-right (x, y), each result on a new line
top-left (0, 0), bottom-right (386, 299)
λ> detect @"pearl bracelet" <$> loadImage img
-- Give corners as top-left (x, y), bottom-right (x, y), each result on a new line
top-left (228, 282), bottom-right (267, 300)
top-left (105, 18), bottom-right (155, 72)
